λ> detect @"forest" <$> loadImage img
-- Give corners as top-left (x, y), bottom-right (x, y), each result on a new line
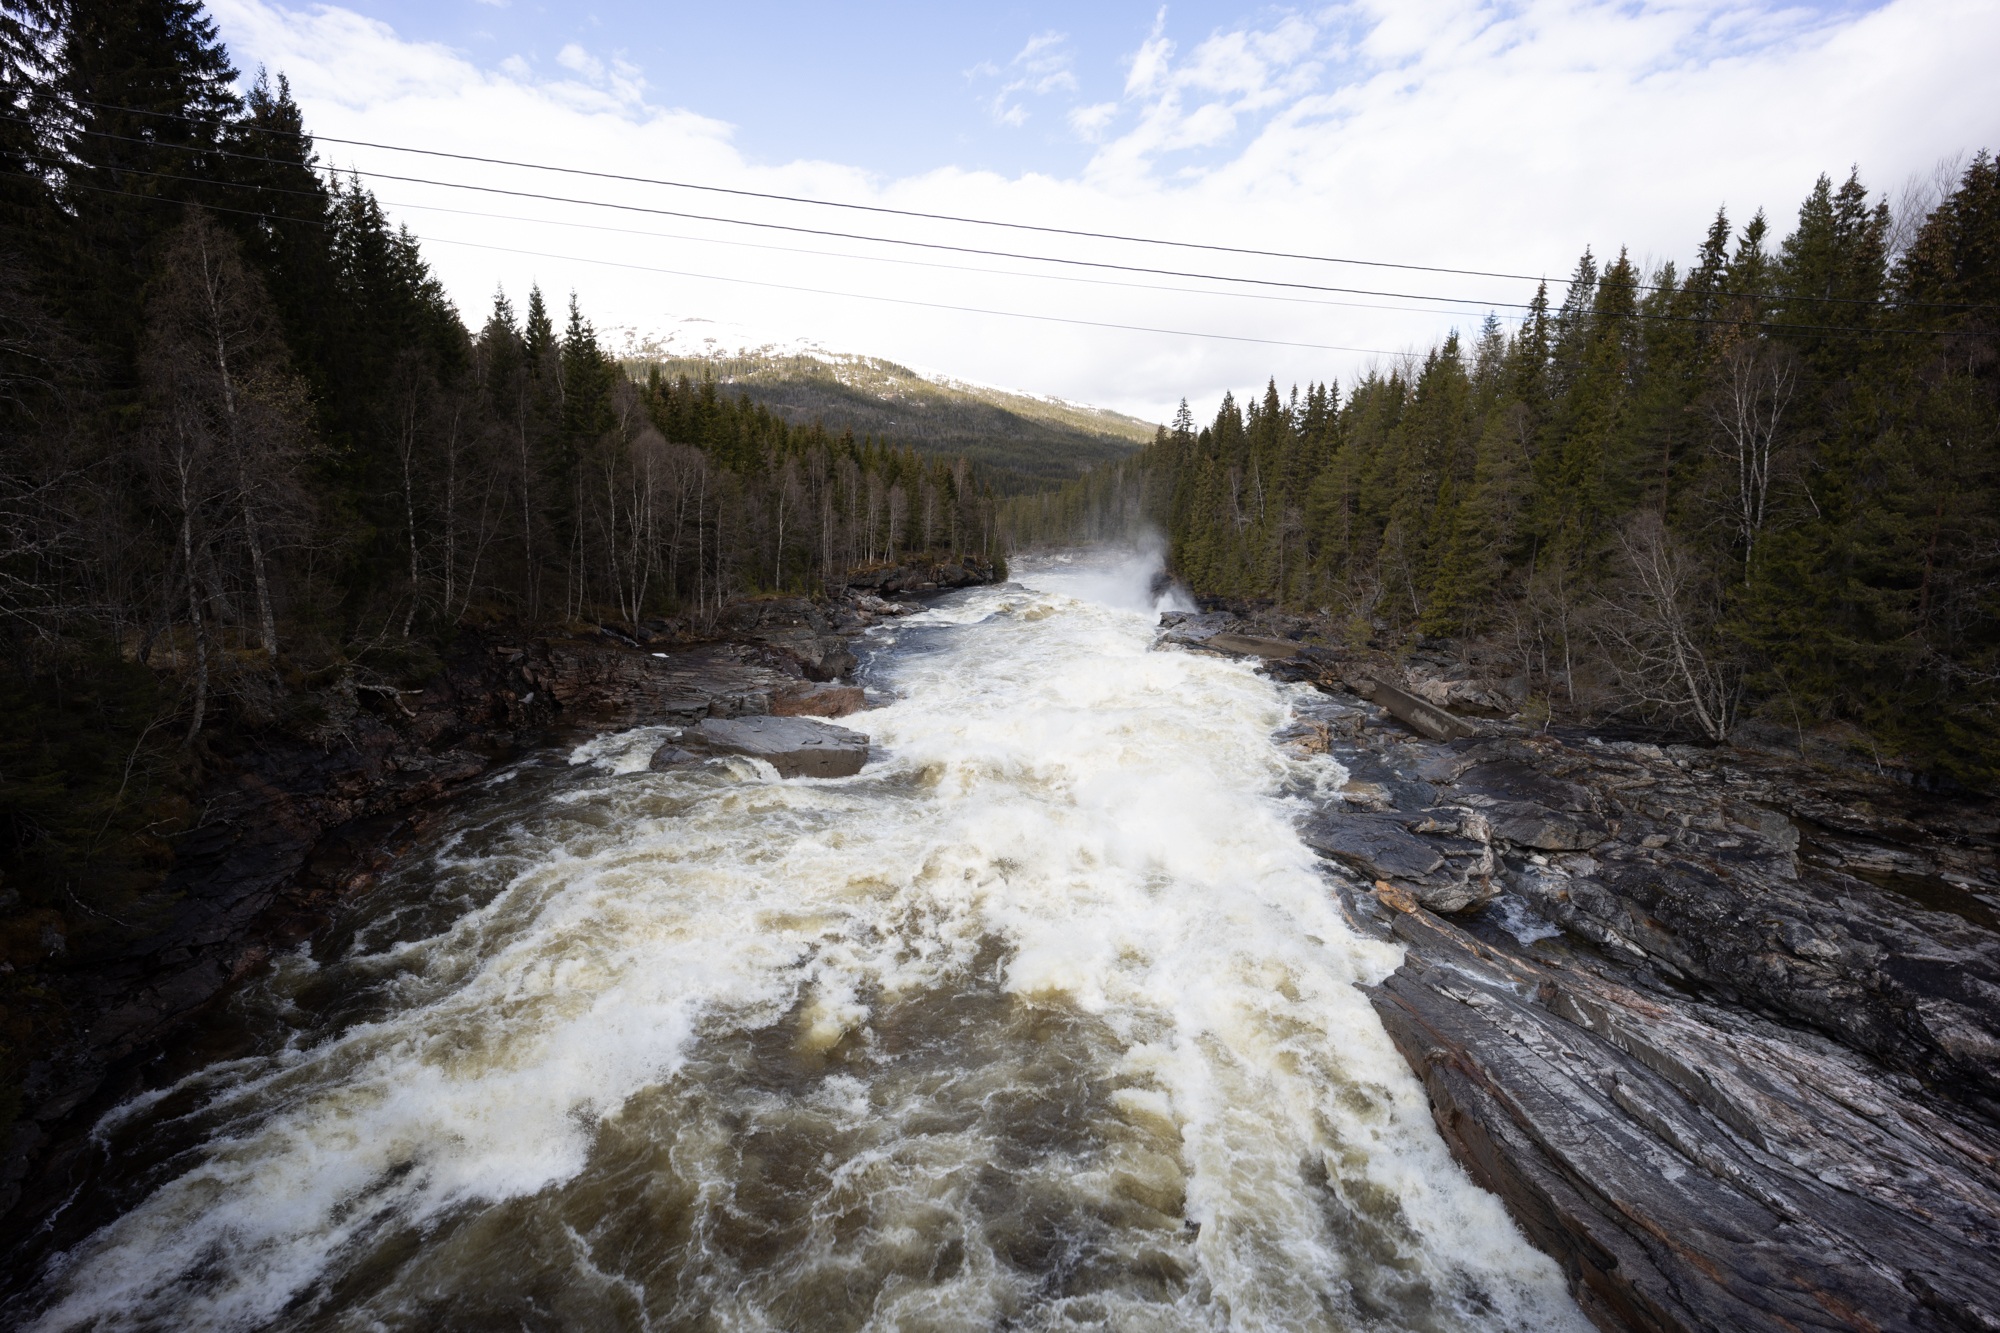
top-left (1004, 160), bottom-right (2000, 788)
top-left (0, 0), bottom-right (1002, 1033)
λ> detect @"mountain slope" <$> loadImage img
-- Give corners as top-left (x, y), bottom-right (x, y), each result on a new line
top-left (618, 343), bottom-right (1157, 482)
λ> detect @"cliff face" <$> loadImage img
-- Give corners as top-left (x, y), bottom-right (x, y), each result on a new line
top-left (1193, 620), bottom-right (2000, 1332)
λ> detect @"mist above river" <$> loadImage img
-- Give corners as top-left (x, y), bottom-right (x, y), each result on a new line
top-left (18, 549), bottom-right (1583, 1332)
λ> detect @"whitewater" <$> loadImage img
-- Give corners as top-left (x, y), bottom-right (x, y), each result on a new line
top-left (16, 552), bottom-right (1585, 1332)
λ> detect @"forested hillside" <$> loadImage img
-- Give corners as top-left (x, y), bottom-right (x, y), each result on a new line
top-left (1006, 162), bottom-right (2000, 785)
top-left (629, 350), bottom-right (1154, 487)
top-left (0, 0), bottom-right (1007, 1028)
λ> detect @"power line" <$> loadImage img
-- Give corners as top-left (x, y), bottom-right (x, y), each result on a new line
top-left (58, 95), bottom-right (1996, 313)
top-left (391, 234), bottom-right (1430, 356)
top-left (12, 115), bottom-right (1510, 320)
top-left (0, 172), bottom-right (1956, 391)
top-left (0, 168), bottom-right (1409, 356)
top-left (13, 122), bottom-right (1545, 310)
top-left (380, 201), bottom-right (1520, 324)
top-left (2, 165), bottom-right (327, 228)
top-left (13, 141), bottom-right (1963, 343)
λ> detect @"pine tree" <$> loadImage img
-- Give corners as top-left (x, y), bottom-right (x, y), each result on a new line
top-left (51, 0), bottom-right (241, 376)
top-left (524, 283), bottom-right (557, 383)
top-left (1776, 169), bottom-right (1888, 375)
top-left (225, 70), bottom-right (332, 387)
top-left (0, 0), bottom-right (55, 239)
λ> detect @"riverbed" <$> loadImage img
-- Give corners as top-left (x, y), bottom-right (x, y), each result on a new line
top-left (14, 553), bottom-right (1584, 1332)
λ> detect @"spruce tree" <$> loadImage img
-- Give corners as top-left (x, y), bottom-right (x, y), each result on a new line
top-left (51, 0), bottom-right (241, 375)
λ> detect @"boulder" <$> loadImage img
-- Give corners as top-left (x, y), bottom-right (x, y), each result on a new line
top-left (646, 746), bottom-right (701, 770)
top-left (679, 715), bottom-right (871, 779)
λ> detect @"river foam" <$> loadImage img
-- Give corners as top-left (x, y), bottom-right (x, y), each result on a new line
top-left (19, 549), bottom-right (1584, 1332)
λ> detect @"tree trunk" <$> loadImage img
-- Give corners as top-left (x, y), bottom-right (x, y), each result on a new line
top-left (196, 229), bottom-right (277, 658)
top-left (180, 509), bottom-right (208, 746)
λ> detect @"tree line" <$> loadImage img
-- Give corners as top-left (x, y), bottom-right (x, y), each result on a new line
top-left (1004, 159), bottom-right (1999, 786)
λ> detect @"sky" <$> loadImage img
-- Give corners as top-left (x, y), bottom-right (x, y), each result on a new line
top-left (207, 0), bottom-right (1998, 424)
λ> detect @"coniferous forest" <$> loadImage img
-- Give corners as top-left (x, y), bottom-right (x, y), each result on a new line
top-left (1005, 161), bottom-right (2000, 788)
top-left (0, 0), bottom-right (1003, 1070)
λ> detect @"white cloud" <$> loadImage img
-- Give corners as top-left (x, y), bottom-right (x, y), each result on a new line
top-left (1124, 8), bottom-right (1173, 96)
top-left (209, 0), bottom-right (2000, 425)
top-left (974, 29), bottom-right (1078, 126)
top-left (1068, 101), bottom-right (1120, 141)
top-left (555, 43), bottom-right (600, 79)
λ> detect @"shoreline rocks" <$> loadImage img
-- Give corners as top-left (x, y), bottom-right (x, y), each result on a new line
top-left (1193, 614), bottom-right (2000, 1331)
top-left (1359, 882), bottom-right (2000, 1333)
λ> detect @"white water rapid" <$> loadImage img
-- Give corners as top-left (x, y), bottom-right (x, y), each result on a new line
top-left (19, 551), bottom-right (1586, 1332)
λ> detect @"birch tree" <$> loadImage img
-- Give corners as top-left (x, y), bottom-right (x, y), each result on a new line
top-left (144, 213), bottom-right (310, 659)
top-left (1703, 340), bottom-right (1798, 580)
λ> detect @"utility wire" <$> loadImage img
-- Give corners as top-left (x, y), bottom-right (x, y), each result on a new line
top-left (15, 143), bottom-right (1963, 342)
top-left (0, 169), bottom-right (1408, 356)
top-left (420, 235), bottom-right (1412, 356)
top-left (377, 200), bottom-right (1520, 324)
top-left (58, 95), bottom-right (1991, 313)
top-left (12, 125), bottom-right (1558, 310)
top-left (0, 173), bottom-right (1953, 390)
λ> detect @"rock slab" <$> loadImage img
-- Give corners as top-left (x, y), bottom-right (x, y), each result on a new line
top-left (1355, 677), bottom-right (1480, 741)
top-left (1356, 883), bottom-right (2000, 1333)
top-left (683, 716), bottom-right (870, 779)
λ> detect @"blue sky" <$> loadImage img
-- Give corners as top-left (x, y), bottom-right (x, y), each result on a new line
top-left (210, 0), bottom-right (1997, 421)
top-left (283, 2), bottom-right (1314, 179)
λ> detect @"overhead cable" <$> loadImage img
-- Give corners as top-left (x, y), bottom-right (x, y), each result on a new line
top-left (13, 144), bottom-right (1965, 342)
top-left (50, 97), bottom-right (1997, 312)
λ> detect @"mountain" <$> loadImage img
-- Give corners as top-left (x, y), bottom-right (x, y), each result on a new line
top-left (607, 322), bottom-right (1157, 483)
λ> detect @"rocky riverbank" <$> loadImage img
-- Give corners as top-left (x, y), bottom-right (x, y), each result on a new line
top-left (0, 576), bottom-right (967, 1233)
top-left (1169, 611), bottom-right (2000, 1332)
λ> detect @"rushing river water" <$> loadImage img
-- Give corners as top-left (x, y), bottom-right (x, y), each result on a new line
top-left (15, 553), bottom-right (1585, 1332)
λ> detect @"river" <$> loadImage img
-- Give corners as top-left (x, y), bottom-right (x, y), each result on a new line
top-left (14, 552), bottom-right (1586, 1332)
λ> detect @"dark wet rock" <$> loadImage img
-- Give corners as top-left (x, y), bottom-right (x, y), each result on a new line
top-left (1470, 800), bottom-right (1613, 852)
top-left (1276, 648), bottom-right (2000, 1327)
top-left (1304, 813), bottom-right (1445, 881)
top-left (1154, 611), bottom-right (1237, 649)
top-left (1513, 840), bottom-right (2000, 1107)
top-left (1302, 813), bottom-right (1500, 913)
top-left (1456, 759), bottom-right (1603, 813)
top-left (646, 746), bottom-right (702, 770)
top-left (1380, 732), bottom-right (2000, 1107)
top-left (845, 555), bottom-right (998, 595)
top-left (1434, 757), bottom-right (1615, 850)
top-left (527, 635), bottom-right (797, 724)
top-left (1356, 882), bottom-right (2000, 1333)
top-left (683, 715), bottom-right (871, 779)
top-left (710, 598), bottom-right (857, 681)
